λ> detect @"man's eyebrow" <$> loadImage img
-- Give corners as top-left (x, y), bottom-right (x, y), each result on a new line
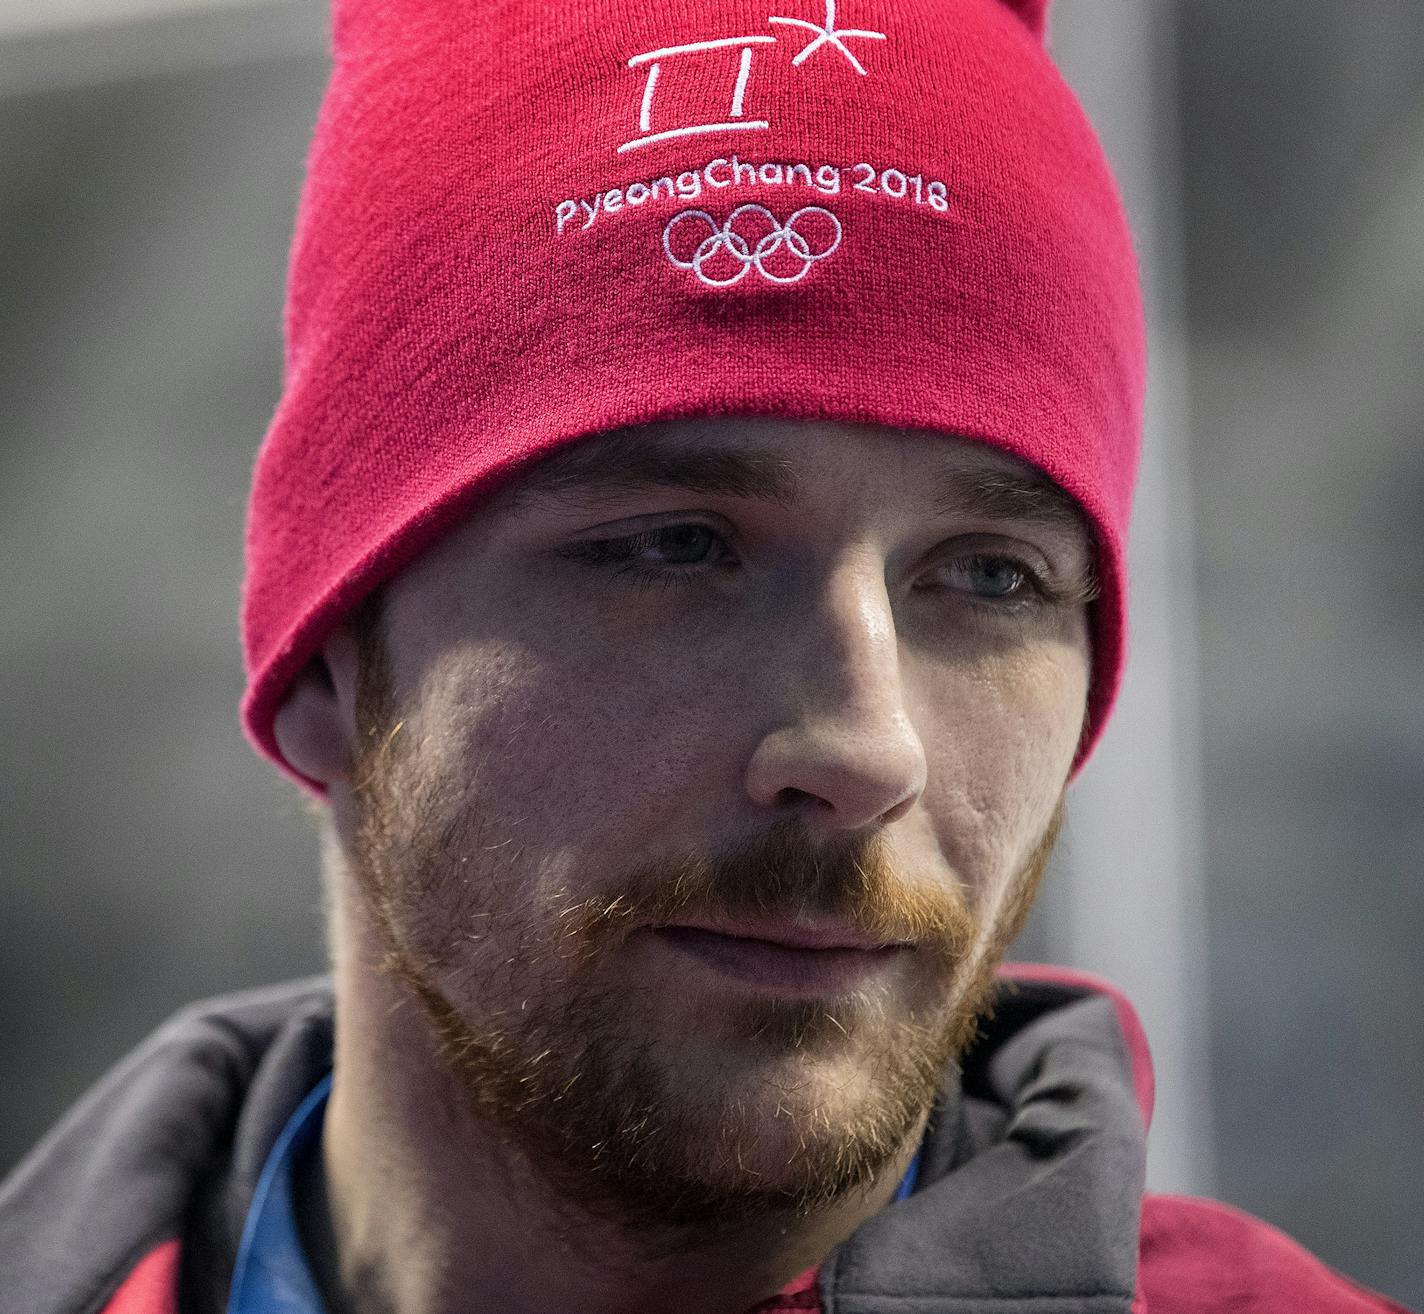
top-left (930, 467), bottom-right (1091, 543)
top-left (508, 434), bottom-right (800, 508)
top-left (509, 433), bottom-right (1091, 546)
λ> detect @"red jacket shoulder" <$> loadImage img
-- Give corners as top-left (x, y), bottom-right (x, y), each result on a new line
top-left (98, 1240), bottom-right (180, 1314)
top-left (1139, 1193), bottom-right (1414, 1313)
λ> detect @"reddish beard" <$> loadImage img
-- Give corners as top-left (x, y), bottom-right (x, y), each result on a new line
top-left (342, 619), bottom-right (1063, 1237)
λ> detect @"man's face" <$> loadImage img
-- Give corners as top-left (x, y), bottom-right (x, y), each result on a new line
top-left (335, 417), bottom-right (1094, 1234)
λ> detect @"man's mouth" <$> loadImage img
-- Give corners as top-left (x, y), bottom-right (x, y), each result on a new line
top-left (645, 919), bottom-right (910, 995)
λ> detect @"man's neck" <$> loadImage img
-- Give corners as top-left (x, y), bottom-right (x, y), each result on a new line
top-left (299, 934), bottom-right (924, 1314)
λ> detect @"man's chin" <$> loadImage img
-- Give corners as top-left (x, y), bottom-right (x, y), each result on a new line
top-left (399, 991), bottom-right (922, 1230)
top-left (560, 1073), bottom-right (927, 1231)
top-left (650, 1000), bottom-right (951, 1117)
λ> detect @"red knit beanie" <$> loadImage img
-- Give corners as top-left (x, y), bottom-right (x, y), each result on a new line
top-left (241, 0), bottom-right (1145, 797)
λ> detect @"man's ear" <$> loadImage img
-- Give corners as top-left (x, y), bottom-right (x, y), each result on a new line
top-left (273, 623), bottom-right (362, 787)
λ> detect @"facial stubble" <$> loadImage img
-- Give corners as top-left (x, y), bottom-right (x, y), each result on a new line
top-left (343, 618), bottom-right (1064, 1240)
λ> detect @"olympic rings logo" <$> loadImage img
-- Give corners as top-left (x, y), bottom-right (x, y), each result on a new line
top-left (662, 204), bottom-right (843, 287)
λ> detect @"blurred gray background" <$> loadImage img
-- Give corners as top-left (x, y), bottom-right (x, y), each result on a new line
top-left (1, 0), bottom-right (1420, 1305)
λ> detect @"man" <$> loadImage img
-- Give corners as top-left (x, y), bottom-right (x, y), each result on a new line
top-left (0, 0), bottom-right (1409, 1311)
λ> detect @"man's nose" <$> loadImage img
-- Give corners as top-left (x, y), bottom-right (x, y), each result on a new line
top-left (742, 557), bottom-right (928, 834)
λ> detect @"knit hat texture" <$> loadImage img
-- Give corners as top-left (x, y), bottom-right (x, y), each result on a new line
top-left (241, 0), bottom-right (1145, 796)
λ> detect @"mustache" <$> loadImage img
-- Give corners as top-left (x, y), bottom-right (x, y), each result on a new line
top-left (550, 817), bottom-right (977, 965)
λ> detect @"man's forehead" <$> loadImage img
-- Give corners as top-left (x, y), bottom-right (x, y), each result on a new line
top-left (495, 419), bottom-right (1093, 550)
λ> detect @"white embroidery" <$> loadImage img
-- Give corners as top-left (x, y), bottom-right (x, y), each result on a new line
top-left (621, 35), bottom-right (777, 154)
top-left (620, 120), bottom-right (772, 152)
top-left (662, 203), bottom-right (843, 287)
top-left (768, 0), bottom-right (887, 75)
top-left (547, 3), bottom-right (944, 293)
top-left (553, 156), bottom-right (950, 236)
top-left (638, 61), bottom-right (659, 133)
top-left (730, 45), bottom-right (754, 117)
top-left (618, 2), bottom-right (886, 154)
top-left (628, 35), bottom-right (778, 65)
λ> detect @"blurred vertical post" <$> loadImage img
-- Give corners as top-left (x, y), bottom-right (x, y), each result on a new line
top-left (1048, 1), bottom-right (1215, 1196)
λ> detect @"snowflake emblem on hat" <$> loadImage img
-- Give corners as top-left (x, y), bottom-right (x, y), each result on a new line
top-left (768, 0), bottom-right (887, 75)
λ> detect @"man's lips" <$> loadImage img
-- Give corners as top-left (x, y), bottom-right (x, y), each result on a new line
top-left (655, 917), bottom-right (903, 952)
top-left (643, 919), bottom-right (910, 995)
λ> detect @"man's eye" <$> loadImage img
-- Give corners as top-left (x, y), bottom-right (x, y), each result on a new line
top-left (558, 524), bottom-right (727, 580)
top-left (926, 553), bottom-right (1047, 611)
top-left (628, 525), bottom-right (720, 566)
top-left (951, 554), bottom-right (1031, 596)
